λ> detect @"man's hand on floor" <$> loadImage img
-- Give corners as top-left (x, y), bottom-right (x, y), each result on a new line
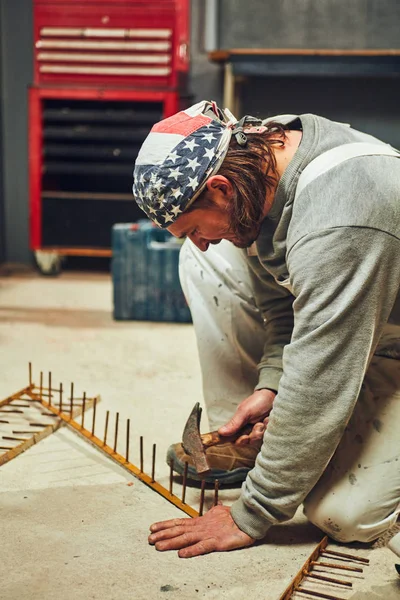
top-left (148, 505), bottom-right (255, 557)
top-left (218, 388), bottom-right (276, 445)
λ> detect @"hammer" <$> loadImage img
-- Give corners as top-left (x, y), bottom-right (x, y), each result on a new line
top-left (182, 402), bottom-right (252, 475)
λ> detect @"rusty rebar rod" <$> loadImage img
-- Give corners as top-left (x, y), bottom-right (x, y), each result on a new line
top-left (199, 479), bottom-right (206, 516)
top-left (151, 443), bottom-right (156, 483)
top-left (40, 372), bottom-right (43, 400)
top-left (29, 422), bottom-right (51, 427)
top-left (91, 398), bottom-right (97, 436)
top-left (297, 588), bottom-right (345, 600)
top-left (169, 460), bottom-right (174, 495)
top-left (321, 549), bottom-right (369, 564)
top-left (3, 436), bottom-right (28, 441)
top-left (48, 406), bottom-right (198, 518)
top-left (0, 409), bottom-right (23, 414)
top-left (103, 410), bottom-right (109, 446)
top-left (182, 461), bottom-right (188, 504)
top-left (0, 420), bottom-right (9, 424)
top-left (59, 383), bottom-right (63, 414)
top-left (113, 412), bottom-right (119, 452)
top-left (0, 446), bottom-right (13, 450)
top-left (48, 372), bottom-right (52, 406)
top-left (311, 561), bottom-right (363, 573)
top-left (81, 392), bottom-right (86, 429)
top-left (305, 572), bottom-right (352, 587)
top-left (279, 536), bottom-right (330, 600)
top-left (29, 362), bottom-right (32, 386)
top-left (70, 383), bottom-right (74, 418)
top-left (140, 436), bottom-right (144, 472)
top-left (214, 479), bottom-right (219, 506)
top-left (125, 419), bottom-right (130, 462)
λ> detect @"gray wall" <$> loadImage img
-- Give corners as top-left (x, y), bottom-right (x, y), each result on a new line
top-left (189, 1), bottom-right (222, 105)
top-left (0, 4), bottom-right (4, 264)
top-left (194, 0), bottom-right (400, 148)
top-left (240, 76), bottom-right (400, 149)
top-left (0, 0), bottom-right (33, 265)
top-left (219, 0), bottom-right (400, 49)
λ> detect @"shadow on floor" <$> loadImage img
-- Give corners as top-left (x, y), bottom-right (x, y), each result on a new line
top-left (349, 581), bottom-right (400, 599)
top-left (0, 305), bottom-right (190, 330)
top-left (265, 519), bottom-right (322, 547)
top-left (0, 306), bottom-right (116, 329)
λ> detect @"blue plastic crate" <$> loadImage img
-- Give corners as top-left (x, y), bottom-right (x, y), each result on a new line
top-left (112, 221), bottom-right (192, 323)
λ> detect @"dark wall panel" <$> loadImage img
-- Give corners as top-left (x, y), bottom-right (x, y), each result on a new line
top-left (240, 76), bottom-right (400, 149)
top-left (216, 0), bottom-right (400, 161)
top-left (219, 0), bottom-right (400, 50)
top-left (0, 5), bottom-right (4, 265)
top-left (1, 0), bottom-right (33, 264)
top-left (190, 1), bottom-right (222, 105)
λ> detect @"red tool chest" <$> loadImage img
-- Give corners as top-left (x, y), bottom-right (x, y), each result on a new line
top-left (33, 0), bottom-right (189, 89)
top-left (29, 0), bottom-right (189, 273)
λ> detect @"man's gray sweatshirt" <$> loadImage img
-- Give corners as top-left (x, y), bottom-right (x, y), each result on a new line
top-left (230, 114), bottom-right (400, 539)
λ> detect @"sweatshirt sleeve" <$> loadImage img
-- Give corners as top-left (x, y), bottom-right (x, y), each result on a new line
top-left (231, 226), bottom-right (400, 539)
top-left (246, 255), bottom-right (294, 392)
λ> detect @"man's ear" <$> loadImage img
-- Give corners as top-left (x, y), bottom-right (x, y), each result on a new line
top-left (206, 175), bottom-right (233, 198)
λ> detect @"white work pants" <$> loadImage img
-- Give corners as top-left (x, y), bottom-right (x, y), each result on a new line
top-left (179, 239), bottom-right (400, 543)
top-left (179, 239), bottom-right (266, 429)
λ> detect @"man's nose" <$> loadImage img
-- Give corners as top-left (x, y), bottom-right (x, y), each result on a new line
top-left (188, 233), bottom-right (208, 252)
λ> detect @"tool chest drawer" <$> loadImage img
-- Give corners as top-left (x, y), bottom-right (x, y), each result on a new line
top-left (29, 2), bottom-right (189, 272)
top-left (33, 0), bottom-right (189, 88)
top-left (29, 88), bottom-right (179, 255)
top-left (41, 98), bottom-right (161, 197)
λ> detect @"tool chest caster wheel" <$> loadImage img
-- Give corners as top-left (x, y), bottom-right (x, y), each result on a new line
top-left (34, 251), bottom-right (63, 276)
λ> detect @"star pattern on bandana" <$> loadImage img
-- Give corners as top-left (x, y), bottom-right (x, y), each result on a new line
top-left (202, 132), bottom-right (216, 144)
top-left (163, 212), bottom-right (175, 224)
top-left (169, 167), bottom-right (183, 180)
top-left (203, 147), bottom-right (215, 160)
top-left (153, 178), bottom-right (163, 192)
top-left (168, 150), bottom-right (179, 164)
top-left (171, 186), bottom-right (183, 199)
top-left (188, 175), bottom-right (199, 190)
top-left (186, 156), bottom-right (201, 171)
top-left (133, 121), bottom-right (230, 228)
top-left (170, 204), bottom-right (182, 217)
top-left (183, 138), bottom-right (198, 151)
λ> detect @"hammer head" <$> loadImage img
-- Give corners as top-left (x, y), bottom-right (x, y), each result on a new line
top-left (182, 402), bottom-right (210, 475)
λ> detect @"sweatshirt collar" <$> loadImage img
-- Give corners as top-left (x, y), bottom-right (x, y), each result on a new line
top-left (266, 114), bottom-right (319, 221)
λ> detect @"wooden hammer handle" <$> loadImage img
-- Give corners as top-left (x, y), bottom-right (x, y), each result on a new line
top-left (200, 425), bottom-right (253, 448)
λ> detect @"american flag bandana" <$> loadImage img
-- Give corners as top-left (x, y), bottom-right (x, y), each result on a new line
top-left (132, 101), bottom-right (235, 228)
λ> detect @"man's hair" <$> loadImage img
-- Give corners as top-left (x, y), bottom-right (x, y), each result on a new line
top-left (187, 122), bottom-right (289, 240)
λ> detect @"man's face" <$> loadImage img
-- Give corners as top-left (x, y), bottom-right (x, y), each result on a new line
top-left (167, 175), bottom-right (263, 251)
top-left (167, 204), bottom-right (230, 252)
top-left (167, 202), bottom-right (260, 251)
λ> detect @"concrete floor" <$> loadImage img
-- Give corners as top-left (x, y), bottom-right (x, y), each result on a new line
top-left (1, 270), bottom-right (399, 600)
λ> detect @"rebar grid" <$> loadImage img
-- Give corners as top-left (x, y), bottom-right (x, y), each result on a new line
top-left (3, 365), bottom-right (371, 600)
top-left (280, 535), bottom-right (370, 600)
top-left (24, 364), bottom-right (220, 518)
top-left (0, 367), bottom-right (97, 467)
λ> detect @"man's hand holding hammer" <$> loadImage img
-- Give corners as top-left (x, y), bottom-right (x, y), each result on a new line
top-left (219, 388), bottom-right (276, 444)
top-left (148, 389), bottom-right (275, 557)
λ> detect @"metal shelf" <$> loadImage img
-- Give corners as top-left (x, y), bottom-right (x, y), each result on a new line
top-left (41, 191), bottom-right (133, 201)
